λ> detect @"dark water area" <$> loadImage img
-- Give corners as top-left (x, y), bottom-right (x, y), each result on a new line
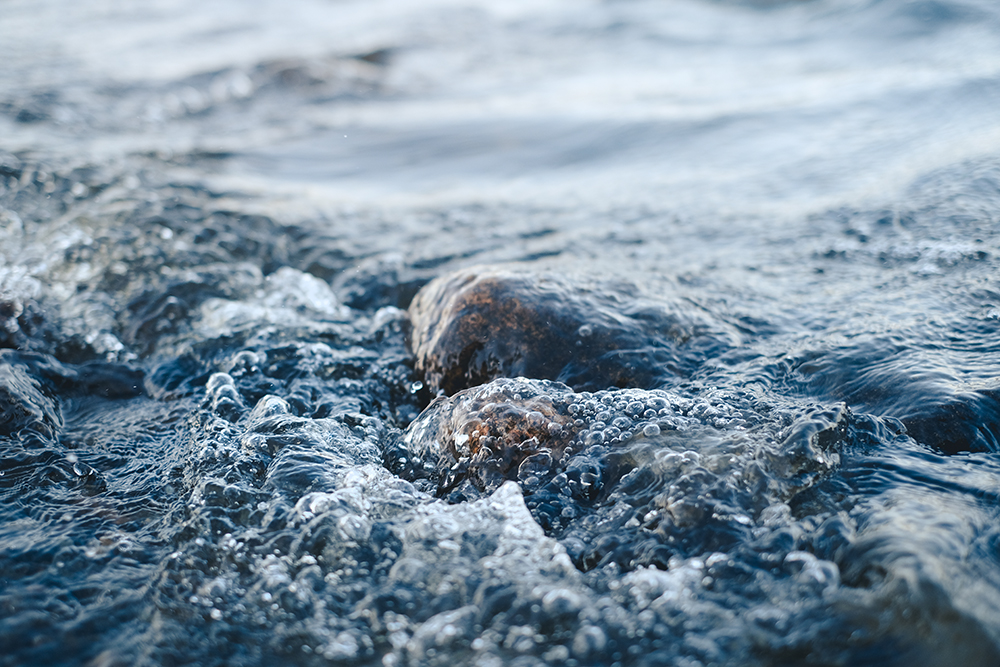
top-left (4, 0), bottom-right (1000, 665)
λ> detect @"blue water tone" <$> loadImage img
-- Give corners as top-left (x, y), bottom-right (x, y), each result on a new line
top-left (3, 0), bottom-right (1000, 665)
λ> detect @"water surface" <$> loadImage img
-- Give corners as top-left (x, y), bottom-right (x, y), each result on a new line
top-left (3, 1), bottom-right (1000, 665)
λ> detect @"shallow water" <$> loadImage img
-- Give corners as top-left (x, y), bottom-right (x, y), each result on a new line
top-left (4, 0), bottom-right (1000, 665)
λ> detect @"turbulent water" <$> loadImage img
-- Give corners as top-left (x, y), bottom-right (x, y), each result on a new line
top-left (4, 0), bottom-right (1000, 665)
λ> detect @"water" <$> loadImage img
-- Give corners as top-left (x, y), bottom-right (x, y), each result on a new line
top-left (3, 0), bottom-right (1000, 665)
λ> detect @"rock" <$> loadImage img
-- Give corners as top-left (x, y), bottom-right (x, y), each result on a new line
top-left (407, 266), bottom-right (738, 396)
top-left (401, 378), bottom-right (580, 495)
top-left (395, 375), bottom-right (714, 498)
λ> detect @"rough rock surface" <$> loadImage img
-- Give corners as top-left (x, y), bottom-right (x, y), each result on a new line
top-left (400, 378), bottom-right (581, 494)
top-left (407, 267), bottom-right (740, 396)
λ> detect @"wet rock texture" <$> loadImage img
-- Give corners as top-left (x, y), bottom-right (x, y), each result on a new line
top-left (400, 378), bottom-right (581, 495)
top-left (407, 267), bottom-right (740, 396)
top-left (393, 375), bottom-right (863, 573)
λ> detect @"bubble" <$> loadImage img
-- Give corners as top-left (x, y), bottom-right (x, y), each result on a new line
top-left (572, 625), bottom-right (607, 659)
top-left (409, 381), bottom-right (424, 394)
top-left (525, 410), bottom-right (546, 428)
top-left (643, 423), bottom-right (661, 437)
top-left (612, 416), bottom-right (632, 430)
top-left (249, 395), bottom-right (290, 420)
top-left (785, 551), bottom-right (841, 591)
top-left (205, 372), bottom-right (234, 393)
top-left (324, 631), bottom-right (361, 661)
top-left (504, 625), bottom-right (537, 653)
top-left (647, 397), bottom-right (668, 410)
top-left (543, 646), bottom-right (571, 662)
top-left (541, 588), bottom-right (584, 616)
top-left (226, 350), bottom-right (263, 376)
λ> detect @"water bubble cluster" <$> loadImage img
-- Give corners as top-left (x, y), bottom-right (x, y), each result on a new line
top-left (391, 377), bottom-right (855, 574)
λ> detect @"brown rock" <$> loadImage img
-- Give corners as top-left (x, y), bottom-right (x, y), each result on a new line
top-left (401, 377), bottom-right (580, 494)
top-left (407, 266), bottom-right (738, 396)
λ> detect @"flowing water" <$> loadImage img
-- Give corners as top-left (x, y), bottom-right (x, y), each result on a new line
top-left (3, 0), bottom-right (1000, 665)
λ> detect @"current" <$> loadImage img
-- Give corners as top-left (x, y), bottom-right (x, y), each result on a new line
top-left (3, 0), bottom-right (1000, 665)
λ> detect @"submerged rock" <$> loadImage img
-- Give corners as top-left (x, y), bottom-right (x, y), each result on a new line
top-left (394, 376), bottom-right (868, 573)
top-left (397, 376), bottom-right (742, 498)
top-left (400, 378), bottom-right (582, 494)
top-left (407, 266), bottom-right (740, 396)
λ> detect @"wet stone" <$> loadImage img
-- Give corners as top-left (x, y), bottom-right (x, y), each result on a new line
top-left (407, 266), bottom-right (740, 396)
top-left (395, 377), bottom-right (765, 501)
top-left (399, 378), bottom-right (583, 496)
top-left (395, 377), bottom-right (873, 573)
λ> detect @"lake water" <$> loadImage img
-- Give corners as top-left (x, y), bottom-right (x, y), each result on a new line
top-left (3, 0), bottom-right (1000, 665)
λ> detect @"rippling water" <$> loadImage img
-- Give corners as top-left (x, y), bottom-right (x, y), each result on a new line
top-left (4, 0), bottom-right (1000, 665)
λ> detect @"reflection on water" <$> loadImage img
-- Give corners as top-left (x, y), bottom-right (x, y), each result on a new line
top-left (4, 0), bottom-right (1000, 665)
